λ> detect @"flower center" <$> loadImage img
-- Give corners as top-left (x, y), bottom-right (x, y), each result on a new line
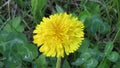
top-left (53, 23), bottom-right (63, 40)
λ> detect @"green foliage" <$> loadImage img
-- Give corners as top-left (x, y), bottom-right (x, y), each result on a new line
top-left (32, 54), bottom-right (47, 68)
top-left (0, 0), bottom-right (120, 68)
top-left (83, 58), bottom-right (98, 68)
top-left (112, 62), bottom-right (120, 68)
top-left (0, 0), bottom-right (2, 5)
top-left (87, 15), bottom-right (110, 35)
top-left (63, 59), bottom-right (70, 68)
top-left (3, 17), bottom-right (24, 32)
top-left (77, 39), bottom-right (90, 53)
top-left (98, 59), bottom-right (110, 68)
top-left (31, 0), bottom-right (47, 23)
top-left (0, 30), bottom-right (39, 68)
top-left (78, 10), bottom-right (91, 22)
top-left (0, 18), bottom-right (3, 25)
top-left (56, 4), bottom-right (64, 13)
top-left (107, 51), bottom-right (119, 62)
top-left (72, 51), bottom-right (92, 66)
top-left (104, 42), bottom-right (114, 57)
top-left (14, 0), bottom-right (30, 9)
top-left (85, 2), bottom-right (100, 15)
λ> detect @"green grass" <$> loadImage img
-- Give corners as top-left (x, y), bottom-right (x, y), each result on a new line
top-left (0, 0), bottom-right (120, 68)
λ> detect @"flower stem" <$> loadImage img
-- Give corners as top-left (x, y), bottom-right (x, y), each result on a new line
top-left (56, 57), bottom-right (61, 68)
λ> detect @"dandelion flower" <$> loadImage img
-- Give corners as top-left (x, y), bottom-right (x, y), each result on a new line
top-left (33, 13), bottom-right (84, 57)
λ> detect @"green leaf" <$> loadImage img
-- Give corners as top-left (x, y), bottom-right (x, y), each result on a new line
top-left (0, 30), bottom-right (39, 67)
top-left (0, 31), bottom-right (8, 42)
top-left (114, 24), bottom-right (120, 44)
top-left (117, 20), bottom-right (120, 28)
top-left (0, 61), bottom-right (4, 68)
top-left (6, 32), bottom-right (27, 43)
top-left (72, 51), bottom-right (92, 66)
top-left (3, 51), bottom-right (23, 68)
top-left (0, 31), bottom-right (9, 54)
top-left (48, 57), bottom-right (56, 68)
top-left (98, 22), bottom-right (110, 34)
top-left (31, 0), bottom-right (47, 23)
top-left (0, 18), bottom-right (3, 25)
top-left (83, 58), bottom-right (98, 68)
top-left (80, 51), bottom-right (92, 60)
top-left (97, 59), bottom-right (110, 68)
top-left (56, 4), bottom-right (64, 13)
top-left (112, 62), bottom-right (120, 68)
top-left (5, 60), bottom-right (17, 68)
top-left (17, 43), bottom-right (38, 62)
top-left (11, 17), bottom-right (21, 28)
top-left (32, 54), bottom-right (47, 68)
top-left (104, 42), bottom-right (114, 56)
top-left (63, 59), bottom-right (70, 68)
top-left (15, 25), bottom-right (24, 32)
top-left (3, 17), bottom-right (24, 32)
top-left (86, 15), bottom-right (110, 36)
top-left (90, 48), bottom-right (104, 61)
top-left (14, 0), bottom-right (30, 8)
top-left (85, 2), bottom-right (100, 14)
top-left (78, 10), bottom-right (91, 23)
top-left (72, 58), bottom-right (84, 66)
top-left (0, 0), bottom-right (2, 6)
top-left (77, 38), bottom-right (90, 53)
top-left (107, 51), bottom-right (119, 62)
top-left (3, 47), bottom-right (23, 68)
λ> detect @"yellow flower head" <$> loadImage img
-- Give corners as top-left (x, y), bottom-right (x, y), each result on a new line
top-left (33, 13), bottom-right (84, 57)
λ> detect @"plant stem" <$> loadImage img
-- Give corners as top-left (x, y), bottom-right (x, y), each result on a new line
top-left (113, 0), bottom-right (120, 43)
top-left (116, 0), bottom-right (120, 19)
top-left (113, 29), bottom-right (120, 43)
top-left (8, 0), bottom-right (11, 19)
top-left (56, 57), bottom-right (61, 68)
